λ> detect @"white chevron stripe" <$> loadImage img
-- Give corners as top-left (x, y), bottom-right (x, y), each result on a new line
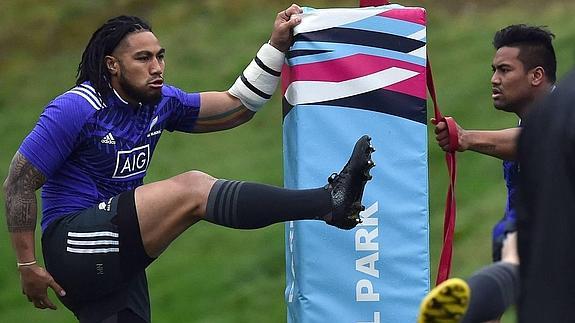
top-left (79, 83), bottom-right (98, 94)
top-left (68, 231), bottom-right (119, 238)
top-left (67, 90), bottom-right (102, 110)
top-left (67, 247), bottom-right (119, 254)
top-left (294, 5), bottom-right (404, 36)
top-left (67, 239), bottom-right (119, 246)
top-left (65, 84), bottom-right (106, 110)
top-left (408, 28), bottom-right (426, 41)
top-left (284, 67), bottom-right (418, 106)
top-left (74, 86), bottom-right (101, 106)
top-left (77, 84), bottom-right (98, 97)
top-left (409, 45), bottom-right (426, 59)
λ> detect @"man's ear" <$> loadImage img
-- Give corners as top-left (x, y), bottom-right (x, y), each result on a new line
top-left (105, 56), bottom-right (119, 75)
top-left (531, 66), bottom-right (545, 86)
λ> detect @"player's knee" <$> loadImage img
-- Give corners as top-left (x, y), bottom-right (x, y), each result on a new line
top-left (182, 170), bottom-right (216, 187)
top-left (173, 170), bottom-right (217, 216)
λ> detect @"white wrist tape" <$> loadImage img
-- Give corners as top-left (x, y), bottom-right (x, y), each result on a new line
top-left (228, 43), bottom-right (285, 112)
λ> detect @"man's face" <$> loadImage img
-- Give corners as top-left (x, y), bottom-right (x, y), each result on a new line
top-left (107, 31), bottom-right (165, 105)
top-left (491, 46), bottom-right (534, 114)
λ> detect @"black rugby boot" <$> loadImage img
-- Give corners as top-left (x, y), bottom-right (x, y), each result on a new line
top-left (324, 135), bottom-right (375, 230)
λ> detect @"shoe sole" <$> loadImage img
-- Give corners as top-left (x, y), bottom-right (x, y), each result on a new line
top-left (348, 135), bottom-right (376, 223)
top-left (327, 135), bottom-right (375, 230)
top-left (417, 278), bottom-right (470, 323)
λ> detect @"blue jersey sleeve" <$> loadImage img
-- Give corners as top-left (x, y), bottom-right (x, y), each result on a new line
top-left (19, 94), bottom-right (93, 178)
top-left (162, 85), bottom-right (201, 133)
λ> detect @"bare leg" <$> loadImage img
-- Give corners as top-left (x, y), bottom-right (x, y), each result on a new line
top-left (135, 170), bottom-right (216, 257)
top-left (501, 232), bottom-right (519, 265)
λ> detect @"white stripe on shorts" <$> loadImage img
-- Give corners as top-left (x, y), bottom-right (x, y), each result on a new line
top-left (68, 231), bottom-right (119, 238)
top-left (67, 239), bottom-right (119, 246)
top-left (66, 247), bottom-right (120, 254)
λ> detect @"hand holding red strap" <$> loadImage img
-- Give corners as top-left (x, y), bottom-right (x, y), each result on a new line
top-left (443, 117), bottom-right (460, 152)
top-left (432, 116), bottom-right (460, 153)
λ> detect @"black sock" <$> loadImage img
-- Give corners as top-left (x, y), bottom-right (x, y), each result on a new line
top-left (204, 180), bottom-right (332, 229)
top-left (462, 262), bottom-right (519, 323)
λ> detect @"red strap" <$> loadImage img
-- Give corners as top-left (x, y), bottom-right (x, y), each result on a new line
top-left (444, 117), bottom-right (460, 152)
top-left (427, 59), bottom-right (458, 285)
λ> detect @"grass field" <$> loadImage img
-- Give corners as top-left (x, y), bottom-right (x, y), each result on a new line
top-left (1, 0), bottom-right (575, 322)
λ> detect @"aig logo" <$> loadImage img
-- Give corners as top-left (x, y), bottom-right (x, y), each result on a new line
top-left (113, 145), bottom-right (150, 178)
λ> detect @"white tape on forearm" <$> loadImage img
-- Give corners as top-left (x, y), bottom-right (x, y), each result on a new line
top-left (229, 43), bottom-right (285, 111)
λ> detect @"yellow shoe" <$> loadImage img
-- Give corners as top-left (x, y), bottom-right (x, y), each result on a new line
top-left (417, 278), bottom-right (470, 323)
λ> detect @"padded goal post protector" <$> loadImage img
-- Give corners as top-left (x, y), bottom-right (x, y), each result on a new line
top-left (283, 5), bottom-right (429, 323)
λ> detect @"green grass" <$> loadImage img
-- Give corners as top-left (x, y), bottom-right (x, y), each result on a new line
top-left (1, 0), bottom-right (575, 322)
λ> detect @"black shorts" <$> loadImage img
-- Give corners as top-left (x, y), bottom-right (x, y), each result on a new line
top-left (42, 190), bottom-right (154, 322)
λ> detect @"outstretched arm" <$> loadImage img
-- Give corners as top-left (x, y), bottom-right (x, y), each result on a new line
top-left (434, 119), bottom-right (520, 161)
top-left (3, 152), bottom-right (65, 310)
top-left (192, 4), bottom-right (302, 133)
top-left (459, 128), bottom-right (520, 160)
top-left (192, 92), bottom-right (254, 133)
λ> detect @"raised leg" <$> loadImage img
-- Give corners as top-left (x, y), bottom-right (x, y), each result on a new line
top-left (133, 135), bottom-right (375, 258)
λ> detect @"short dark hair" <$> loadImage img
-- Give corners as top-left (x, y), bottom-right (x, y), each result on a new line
top-left (493, 24), bottom-right (557, 83)
top-left (76, 16), bottom-right (152, 100)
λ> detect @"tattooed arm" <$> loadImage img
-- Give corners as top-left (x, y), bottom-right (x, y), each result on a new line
top-left (191, 91), bottom-right (256, 133)
top-left (434, 119), bottom-right (520, 161)
top-left (4, 151), bottom-right (45, 260)
top-left (3, 152), bottom-right (65, 310)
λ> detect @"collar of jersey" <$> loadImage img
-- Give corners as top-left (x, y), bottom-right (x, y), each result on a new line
top-left (109, 88), bottom-right (143, 109)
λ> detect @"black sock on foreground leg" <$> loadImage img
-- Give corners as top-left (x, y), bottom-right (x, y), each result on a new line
top-left (461, 262), bottom-right (519, 323)
top-left (204, 180), bottom-right (332, 229)
top-left (204, 135), bottom-right (375, 230)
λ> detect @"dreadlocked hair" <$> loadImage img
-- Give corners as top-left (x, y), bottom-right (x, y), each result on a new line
top-left (76, 15), bottom-right (152, 100)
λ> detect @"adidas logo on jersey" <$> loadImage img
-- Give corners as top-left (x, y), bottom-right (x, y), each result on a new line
top-left (101, 133), bottom-right (116, 145)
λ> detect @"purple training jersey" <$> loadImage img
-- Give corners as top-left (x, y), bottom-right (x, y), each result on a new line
top-left (19, 82), bottom-right (200, 231)
top-left (492, 159), bottom-right (519, 240)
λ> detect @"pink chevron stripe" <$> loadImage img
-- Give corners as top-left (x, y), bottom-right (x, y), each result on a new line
top-left (378, 9), bottom-right (426, 25)
top-left (384, 70), bottom-right (426, 99)
top-left (281, 64), bottom-right (291, 95)
top-left (283, 54), bottom-right (425, 99)
top-left (287, 54), bottom-right (424, 82)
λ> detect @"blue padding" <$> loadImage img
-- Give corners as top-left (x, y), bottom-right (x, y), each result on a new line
top-left (284, 106), bottom-right (430, 323)
top-left (283, 5), bottom-right (429, 322)
top-left (342, 15), bottom-right (425, 37)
